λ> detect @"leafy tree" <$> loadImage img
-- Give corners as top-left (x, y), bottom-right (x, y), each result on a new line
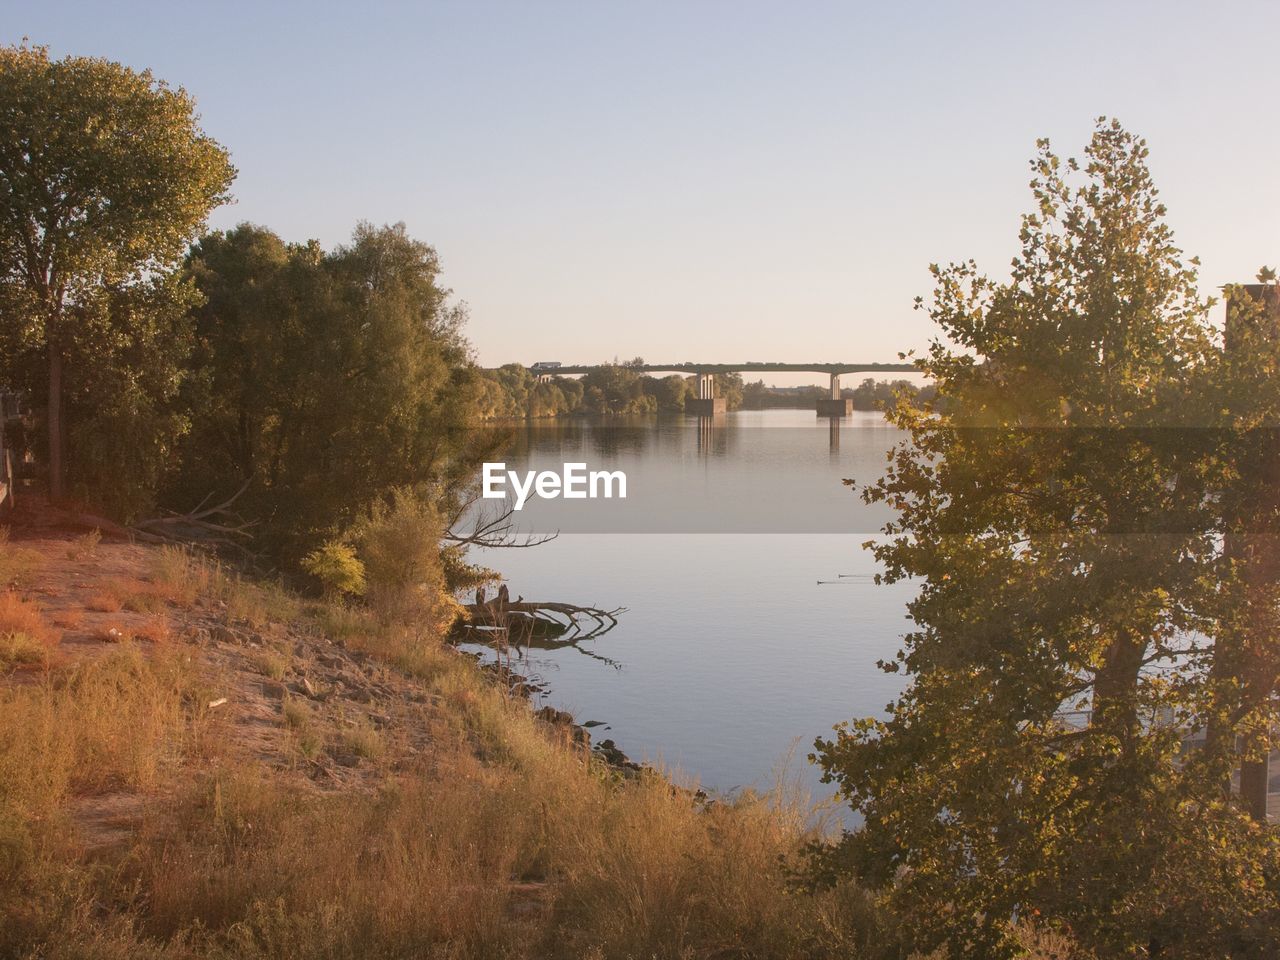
top-left (714, 371), bottom-right (744, 409)
top-left (813, 120), bottom-right (1280, 957)
top-left (173, 222), bottom-right (494, 564)
top-left (0, 44), bottom-right (234, 500)
top-left (652, 374), bottom-right (691, 412)
top-left (58, 273), bottom-right (201, 518)
top-left (580, 363), bottom-right (655, 414)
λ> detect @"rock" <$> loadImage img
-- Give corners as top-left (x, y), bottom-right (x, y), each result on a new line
top-left (209, 623), bottom-right (243, 645)
top-left (593, 739), bottom-right (642, 773)
top-left (261, 681), bottom-right (286, 701)
top-left (535, 705), bottom-right (576, 726)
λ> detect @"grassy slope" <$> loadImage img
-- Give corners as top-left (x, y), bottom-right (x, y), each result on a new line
top-left (0, 529), bottom-right (895, 960)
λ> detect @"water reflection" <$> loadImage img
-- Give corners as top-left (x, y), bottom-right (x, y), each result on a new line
top-left (466, 409), bottom-right (915, 812)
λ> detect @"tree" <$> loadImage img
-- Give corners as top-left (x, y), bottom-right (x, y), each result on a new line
top-left (174, 222), bottom-right (495, 565)
top-left (812, 120), bottom-right (1280, 957)
top-left (0, 44), bottom-right (234, 500)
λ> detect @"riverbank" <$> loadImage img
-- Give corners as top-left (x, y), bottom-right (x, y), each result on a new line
top-left (0, 519), bottom-right (891, 959)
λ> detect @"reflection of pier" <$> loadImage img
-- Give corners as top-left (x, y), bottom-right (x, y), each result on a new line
top-left (694, 411), bottom-right (727, 456)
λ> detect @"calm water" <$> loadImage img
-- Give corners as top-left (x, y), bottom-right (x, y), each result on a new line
top-left (471, 409), bottom-right (916, 811)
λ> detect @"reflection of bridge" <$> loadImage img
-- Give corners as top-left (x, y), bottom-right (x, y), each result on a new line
top-left (527, 362), bottom-right (918, 415)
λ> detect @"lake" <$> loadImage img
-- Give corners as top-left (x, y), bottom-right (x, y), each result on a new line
top-left (470, 408), bottom-right (917, 813)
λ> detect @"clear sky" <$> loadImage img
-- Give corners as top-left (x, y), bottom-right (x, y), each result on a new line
top-left (6, 1), bottom-right (1279, 381)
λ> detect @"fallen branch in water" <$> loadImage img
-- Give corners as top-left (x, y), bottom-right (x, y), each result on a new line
top-left (455, 586), bottom-right (626, 667)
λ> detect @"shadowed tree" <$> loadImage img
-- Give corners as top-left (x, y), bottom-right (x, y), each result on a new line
top-left (175, 222), bottom-right (496, 564)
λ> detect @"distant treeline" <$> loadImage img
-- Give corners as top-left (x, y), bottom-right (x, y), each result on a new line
top-left (743, 377), bottom-right (936, 410)
top-left (475, 366), bottom-right (933, 419)
top-left (474, 361), bottom-right (746, 417)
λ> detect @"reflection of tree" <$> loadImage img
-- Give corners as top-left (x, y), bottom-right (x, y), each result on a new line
top-left (813, 121), bottom-right (1280, 958)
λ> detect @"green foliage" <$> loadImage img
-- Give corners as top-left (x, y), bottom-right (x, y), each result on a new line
top-left (351, 487), bottom-right (463, 630)
top-left (741, 377), bottom-right (936, 410)
top-left (301, 542), bottom-right (366, 598)
top-left (813, 119), bottom-right (1280, 958)
top-left (172, 222), bottom-right (497, 564)
top-left (473, 364), bottom-right (747, 418)
top-left (0, 43), bottom-right (235, 502)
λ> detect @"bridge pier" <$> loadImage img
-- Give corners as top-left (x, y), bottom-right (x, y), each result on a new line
top-left (816, 372), bottom-right (852, 415)
top-left (686, 372), bottom-right (726, 415)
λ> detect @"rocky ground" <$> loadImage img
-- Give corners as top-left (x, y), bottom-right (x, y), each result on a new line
top-left (3, 520), bottom-right (455, 851)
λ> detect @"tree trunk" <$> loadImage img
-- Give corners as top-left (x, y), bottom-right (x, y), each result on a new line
top-left (47, 336), bottom-right (64, 501)
top-left (1092, 629), bottom-right (1145, 743)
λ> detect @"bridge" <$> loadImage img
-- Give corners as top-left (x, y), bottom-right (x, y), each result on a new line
top-left (524, 361), bottom-right (918, 415)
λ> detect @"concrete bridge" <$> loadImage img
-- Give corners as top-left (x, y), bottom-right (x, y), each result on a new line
top-left (526, 361), bottom-right (917, 415)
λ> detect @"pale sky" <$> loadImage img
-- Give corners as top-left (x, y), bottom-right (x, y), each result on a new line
top-left (6, 1), bottom-right (1279, 382)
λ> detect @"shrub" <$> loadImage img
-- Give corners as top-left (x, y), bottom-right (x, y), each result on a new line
top-left (353, 488), bottom-right (462, 632)
top-left (301, 542), bottom-right (366, 599)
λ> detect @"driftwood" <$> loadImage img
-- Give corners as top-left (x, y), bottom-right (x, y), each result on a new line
top-left (130, 480), bottom-right (255, 548)
top-left (59, 483), bottom-right (255, 551)
top-left (456, 584), bottom-right (625, 666)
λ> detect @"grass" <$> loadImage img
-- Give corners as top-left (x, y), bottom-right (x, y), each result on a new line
top-left (65, 528), bottom-right (101, 561)
top-left (52, 609), bottom-right (84, 629)
top-left (133, 616), bottom-right (174, 645)
top-left (0, 591), bottom-right (56, 671)
top-left (252, 647), bottom-right (289, 681)
top-left (339, 720), bottom-right (385, 761)
top-left (0, 630), bottom-right (54, 671)
top-left (87, 591), bottom-right (123, 613)
top-left (281, 696), bottom-right (312, 731)
top-left (0, 526), bottom-right (43, 587)
top-left (0, 540), bottom-right (1082, 960)
top-left (0, 643), bottom-right (209, 817)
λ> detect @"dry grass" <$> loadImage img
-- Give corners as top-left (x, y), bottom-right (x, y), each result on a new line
top-left (0, 541), bottom-right (1040, 960)
top-left (148, 545), bottom-right (223, 608)
top-left (0, 591), bottom-right (56, 671)
top-left (87, 591), bottom-right (123, 613)
top-left (0, 643), bottom-right (210, 816)
top-left (339, 720), bottom-right (385, 761)
top-left (0, 630), bottom-right (54, 671)
top-left (0, 526), bottom-right (43, 587)
top-left (251, 647), bottom-right (289, 681)
top-left (281, 696), bottom-right (312, 731)
top-left (65, 529), bottom-right (102, 561)
top-left (133, 617), bottom-right (174, 645)
top-left (52, 609), bottom-right (85, 630)
top-left (0, 591), bottom-right (52, 642)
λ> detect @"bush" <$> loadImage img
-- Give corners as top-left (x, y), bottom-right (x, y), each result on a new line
top-left (353, 488), bottom-right (462, 632)
top-left (301, 542), bottom-right (366, 599)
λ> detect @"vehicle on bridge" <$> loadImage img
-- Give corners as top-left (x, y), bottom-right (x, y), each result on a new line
top-left (530, 361), bottom-right (562, 371)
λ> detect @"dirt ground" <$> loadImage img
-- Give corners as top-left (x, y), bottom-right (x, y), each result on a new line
top-left (3, 501), bottom-right (452, 851)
